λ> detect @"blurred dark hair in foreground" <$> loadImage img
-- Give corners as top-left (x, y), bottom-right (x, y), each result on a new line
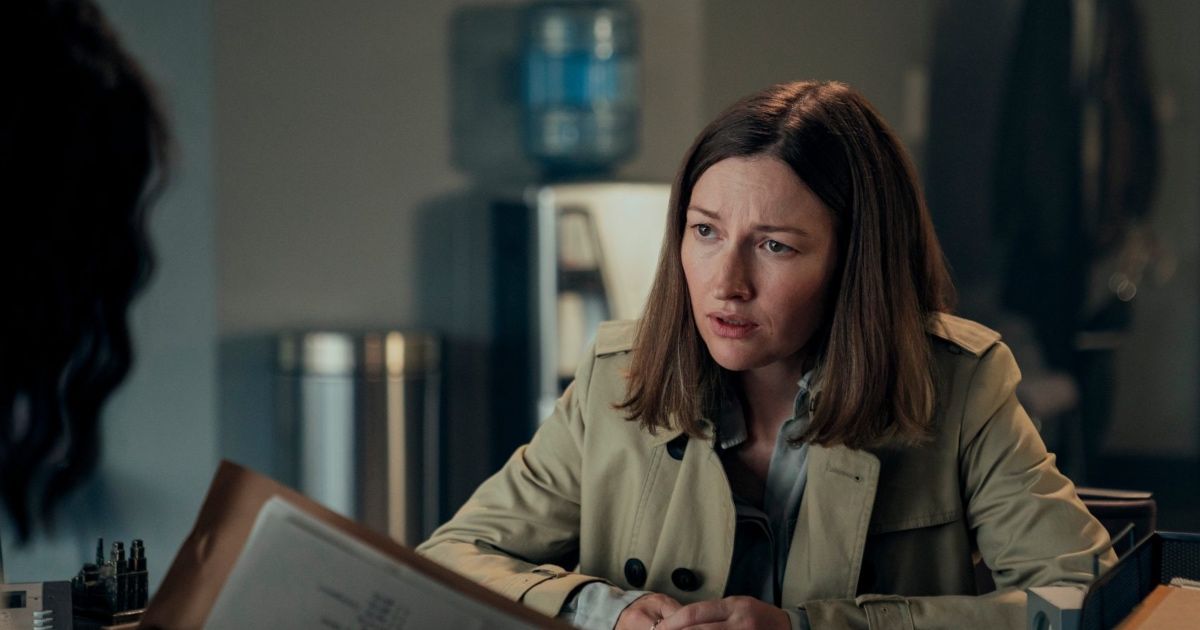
top-left (0, 0), bottom-right (168, 542)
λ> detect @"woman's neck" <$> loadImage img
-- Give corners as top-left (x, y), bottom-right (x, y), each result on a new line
top-left (736, 365), bottom-right (805, 443)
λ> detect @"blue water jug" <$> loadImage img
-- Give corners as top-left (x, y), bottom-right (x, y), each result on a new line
top-left (521, 1), bottom-right (639, 177)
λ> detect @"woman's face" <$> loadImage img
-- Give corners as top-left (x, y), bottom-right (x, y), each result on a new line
top-left (682, 156), bottom-right (839, 384)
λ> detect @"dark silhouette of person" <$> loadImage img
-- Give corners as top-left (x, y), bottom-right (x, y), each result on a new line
top-left (0, 0), bottom-right (169, 543)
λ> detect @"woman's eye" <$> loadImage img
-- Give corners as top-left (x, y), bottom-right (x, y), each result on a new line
top-left (695, 224), bottom-right (714, 238)
top-left (764, 239), bottom-right (792, 254)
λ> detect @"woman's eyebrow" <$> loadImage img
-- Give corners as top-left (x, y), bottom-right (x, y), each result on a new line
top-left (687, 205), bottom-right (812, 237)
top-left (754, 223), bottom-right (813, 237)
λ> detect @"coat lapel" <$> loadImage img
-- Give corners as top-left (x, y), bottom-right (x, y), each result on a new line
top-left (638, 424), bottom-right (735, 601)
top-left (781, 444), bottom-right (880, 604)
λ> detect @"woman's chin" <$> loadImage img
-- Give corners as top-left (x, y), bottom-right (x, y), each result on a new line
top-left (707, 349), bottom-right (761, 373)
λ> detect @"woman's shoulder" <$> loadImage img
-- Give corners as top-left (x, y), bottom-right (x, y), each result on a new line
top-left (574, 320), bottom-right (638, 404)
top-left (924, 313), bottom-right (1024, 444)
top-left (926, 312), bottom-right (1002, 357)
top-left (594, 319), bottom-right (638, 357)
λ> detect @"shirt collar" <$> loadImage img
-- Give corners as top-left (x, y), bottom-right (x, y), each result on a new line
top-left (715, 370), bottom-right (816, 450)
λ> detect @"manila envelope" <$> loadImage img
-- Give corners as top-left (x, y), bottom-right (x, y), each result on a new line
top-left (140, 460), bottom-right (568, 628)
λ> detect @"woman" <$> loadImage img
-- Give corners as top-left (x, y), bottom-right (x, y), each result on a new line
top-left (418, 81), bottom-right (1112, 629)
top-left (1, 0), bottom-right (167, 542)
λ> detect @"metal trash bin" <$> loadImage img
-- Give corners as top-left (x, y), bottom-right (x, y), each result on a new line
top-left (276, 331), bottom-right (441, 546)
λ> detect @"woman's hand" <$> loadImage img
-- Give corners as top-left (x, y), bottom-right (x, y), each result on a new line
top-left (616, 593), bottom-right (683, 630)
top-left (654, 596), bottom-right (790, 629)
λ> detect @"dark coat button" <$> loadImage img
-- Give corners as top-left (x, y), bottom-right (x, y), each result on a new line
top-left (624, 558), bottom-right (647, 588)
top-left (666, 435), bottom-right (688, 460)
top-left (671, 567), bottom-right (701, 591)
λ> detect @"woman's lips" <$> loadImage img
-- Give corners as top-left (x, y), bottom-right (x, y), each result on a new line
top-left (708, 314), bottom-right (759, 339)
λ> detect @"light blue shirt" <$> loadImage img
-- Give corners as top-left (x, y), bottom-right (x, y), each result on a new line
top-left (559, 372), bottom-right (815, 629)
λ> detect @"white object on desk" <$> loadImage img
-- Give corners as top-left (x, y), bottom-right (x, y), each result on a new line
top-left (1027, 585), bottom-right (1084, 630)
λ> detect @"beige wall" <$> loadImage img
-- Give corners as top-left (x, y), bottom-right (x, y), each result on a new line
top-left (216, 0), bottom-right (469, 334)
top-left (701, 1), bottom-right (934, 141)
top-left (215, 0), bottom-right (705, 336)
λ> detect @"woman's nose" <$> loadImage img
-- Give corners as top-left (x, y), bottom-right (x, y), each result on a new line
top-left (713, 249), bottom-right (752, 301)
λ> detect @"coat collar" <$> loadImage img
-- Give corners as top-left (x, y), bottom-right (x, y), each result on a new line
top-left (645, 411), bottom-right (710, 447)
top-left (782, 443), bottom-right (880, 603)
top-left (647, 426), bottom-right (687, 447)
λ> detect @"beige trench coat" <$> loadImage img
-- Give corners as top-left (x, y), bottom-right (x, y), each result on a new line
top-left (418, 314), bottom-right (1114, 629)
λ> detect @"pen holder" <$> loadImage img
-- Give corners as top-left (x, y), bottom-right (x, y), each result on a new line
top-left (70, 538), bottom-right (150, 628)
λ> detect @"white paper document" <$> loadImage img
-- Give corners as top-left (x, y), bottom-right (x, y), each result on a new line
top-left (205, 496), bottom-right (532, 629)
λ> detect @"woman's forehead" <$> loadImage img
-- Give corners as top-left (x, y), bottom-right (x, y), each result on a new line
top-left (690, 156), bottom-right (828, 224)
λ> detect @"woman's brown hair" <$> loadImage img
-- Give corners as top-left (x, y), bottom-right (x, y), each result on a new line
top-left (619, 81), bottom-right (954, 449)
